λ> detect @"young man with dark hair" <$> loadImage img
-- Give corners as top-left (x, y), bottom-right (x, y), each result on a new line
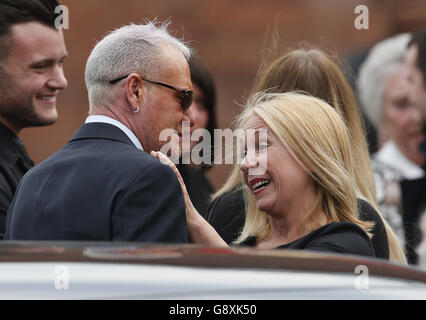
top-left (0, 0), bottom-right (68, 239)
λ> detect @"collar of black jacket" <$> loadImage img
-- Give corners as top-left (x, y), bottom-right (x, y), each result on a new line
top-left (0, 122), bottom-right (33, 168)
top-left (68, 122), bottom-right (137, 148)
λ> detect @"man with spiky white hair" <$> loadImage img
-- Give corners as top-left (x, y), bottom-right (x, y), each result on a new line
top-left (5, 20), bottom-right (195, 242)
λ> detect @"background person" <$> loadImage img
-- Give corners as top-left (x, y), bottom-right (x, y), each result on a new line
top-left (153, 92), bottom-right (376, 258)
top-left (5, 21), bottom-right (194, 242)
top-left (177, 56), bottom-right (217, 218)
top-left (401, 27), bottom-right (426, 265)
top-left (0, 0), bottom-right (68, 239)
top-left (357, 33), bottom-right (425, 264)
top-left (405, 28), bottom-right (426, 131)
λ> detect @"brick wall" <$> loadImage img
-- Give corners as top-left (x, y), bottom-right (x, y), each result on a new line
top-left (20, 0), bottom-right (426, 190)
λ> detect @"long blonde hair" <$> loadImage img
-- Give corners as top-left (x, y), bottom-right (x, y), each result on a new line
top-left (213, 49), bottom-right (407, 263)
top-left (235, 92), bottom-right (373, 242)
top-left (215, 49), bottom-right (375, 201)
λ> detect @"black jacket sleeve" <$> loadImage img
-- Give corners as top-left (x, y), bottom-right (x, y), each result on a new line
top-left (111, 161), bottom-right (189, 243)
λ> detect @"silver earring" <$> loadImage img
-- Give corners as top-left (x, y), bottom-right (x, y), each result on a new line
top-left (134, 106), bottom-right (140, 113)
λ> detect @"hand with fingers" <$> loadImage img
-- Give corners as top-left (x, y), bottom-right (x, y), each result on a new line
top-left (151, 151), bottom-right (228, 247)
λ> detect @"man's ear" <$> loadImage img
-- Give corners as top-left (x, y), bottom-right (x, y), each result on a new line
top-left (125, 73), bottom-right (143, 112)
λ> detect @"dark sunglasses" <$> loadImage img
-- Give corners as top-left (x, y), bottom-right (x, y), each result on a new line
top-left (109, 74), bottom-right (194, 111)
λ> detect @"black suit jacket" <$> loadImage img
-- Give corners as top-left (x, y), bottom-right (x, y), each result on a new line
top-left (5, 123), bottom-right (189, 243)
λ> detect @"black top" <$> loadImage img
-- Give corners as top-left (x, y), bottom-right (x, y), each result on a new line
top-left (358, 198), bottom-right (389, 259)
top-left (400, 125), bottom-right (426, 264)
top-left (400, 177), bottom-right (426, 264)
top-left (208, 185), bottom-right (389, 259)
top-left (0, 123), bottom-right (33, 240)
top-left (177, 164), bottom-right (213, 219)
top-left (207, 186), bottom-right (246, 244)
top-left (419, 120), bottom-right (426, 157)
top-left (237, 221), bottom-right (376, 258)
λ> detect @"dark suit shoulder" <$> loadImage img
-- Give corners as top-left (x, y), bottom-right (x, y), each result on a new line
top-left (111, 153), bottom-right (188, 243)
top-left (5, 127), bottom-right (188, 242)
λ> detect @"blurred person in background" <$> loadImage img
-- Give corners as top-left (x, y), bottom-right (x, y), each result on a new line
top-left (402, 27), bottom-right (426, 266)
top-left (405, 28), bottom-right (426, 159)
top-left (0, 0), bottom-right (68, 240)
top-left (357, 33), bottom-right (425, 264)
top-left (207, 48), bottom-right (406, 263)
top-left (177, 56), bottom-right (217, 218)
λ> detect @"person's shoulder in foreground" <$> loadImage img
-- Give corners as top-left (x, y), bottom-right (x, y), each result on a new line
top-left (239, 221), bottom-right (376, 258)
top-left (5, 124), bottom-right (188, 243)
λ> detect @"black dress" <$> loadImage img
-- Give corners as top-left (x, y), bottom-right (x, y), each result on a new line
top-left (237, 221), bottom-right (376, 258)
top-left (207, 185), bottom-right (389, 259)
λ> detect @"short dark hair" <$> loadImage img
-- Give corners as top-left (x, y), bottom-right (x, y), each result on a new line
top-left (408, 27), bottom-right (426, 85)
top-left (0, 0), bottom-right (60, 61)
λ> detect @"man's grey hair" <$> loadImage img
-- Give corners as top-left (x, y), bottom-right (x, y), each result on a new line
top-left (356, 33), bottom-right (411, 128)
top-left (85, 19), bottom-right (191, 111)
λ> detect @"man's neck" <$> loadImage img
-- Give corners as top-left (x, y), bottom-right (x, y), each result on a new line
top-left (0, 117), bottom-right (20, 136)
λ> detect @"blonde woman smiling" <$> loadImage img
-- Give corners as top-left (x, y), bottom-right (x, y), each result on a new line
top-left (153, 92), bottom-right (375, 256)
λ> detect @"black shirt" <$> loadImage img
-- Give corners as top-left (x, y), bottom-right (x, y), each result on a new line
top-left (237, 221), bottom-right (376, 258)
top-left (0, 123), bottom-right (33, 239)
top-left (208, 185), bottom-right (389, 259)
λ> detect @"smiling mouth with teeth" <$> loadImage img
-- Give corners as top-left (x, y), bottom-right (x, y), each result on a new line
top-left (251, 179), bottom-right (271, 194)
top-left (37, 96), bottom-right (56, 102)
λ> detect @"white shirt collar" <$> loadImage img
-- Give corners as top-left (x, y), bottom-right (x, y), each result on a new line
top-left (376, 140), bottom-right (424, 179)
top-left (85, 115), bottom-right (144, 151)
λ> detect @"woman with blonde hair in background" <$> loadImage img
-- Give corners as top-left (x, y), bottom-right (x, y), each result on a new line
top-left (206, 48), bottom-right (406, 263)
top-left (152, 92), bottom-right (375, 256)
